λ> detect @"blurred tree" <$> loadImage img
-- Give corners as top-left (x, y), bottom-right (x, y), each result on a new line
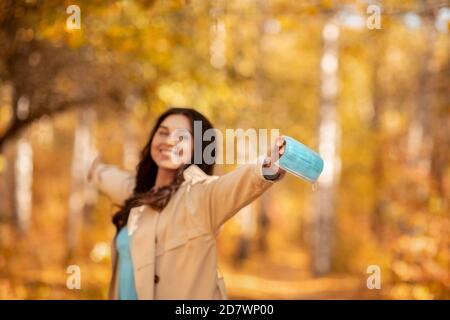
top-left (67, 107), bottom-right (96, 260)
top-left (312, 20), bottom-right (340, 276)
top-left (0, 0), bottom-right (159, 150)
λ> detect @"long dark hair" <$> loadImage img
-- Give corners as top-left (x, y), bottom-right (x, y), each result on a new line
top-left (112, 107), bottom-right (216, 232)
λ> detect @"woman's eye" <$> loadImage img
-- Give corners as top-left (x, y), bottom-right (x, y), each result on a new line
top-left (171, 129), bottom-right (191, 141)
top-left (158, 130), bottom-right (169, 136)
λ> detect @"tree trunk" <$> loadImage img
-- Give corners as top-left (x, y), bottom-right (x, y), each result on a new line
top-left (370, 33), bottom-right (386, 241)
top-left (312, 21), bottom-right (341, 276)
top-left (407, 16), bottom-right (436, 171)
top-left (67, 107), bottom-right (96, 259)
top-left (14, 136), bottom-right (33, 234)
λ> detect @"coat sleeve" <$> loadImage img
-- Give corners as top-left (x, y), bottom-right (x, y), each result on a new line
top-left (91, 163), bottom-right (135, 206)
top-left (188, 159), bottom-right (284, 234)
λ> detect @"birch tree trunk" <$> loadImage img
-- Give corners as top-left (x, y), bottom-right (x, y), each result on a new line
top-left (312, 21), bottom-right (341, 276)
top-left (12, 93), bottom-right (33, 235)
top-left (14, 136), bottom-right (33, 234)
top-left (67, 107), bottom-right (96, 258)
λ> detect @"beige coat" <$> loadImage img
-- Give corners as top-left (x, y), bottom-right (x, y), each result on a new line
top-left (92, 161), bottom-right (283, 300)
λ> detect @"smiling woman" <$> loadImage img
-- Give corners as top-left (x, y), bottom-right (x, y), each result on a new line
top-left (87, 107), bottom-right (286, 300)
top-left (151, 114), bottom-right (194, 172)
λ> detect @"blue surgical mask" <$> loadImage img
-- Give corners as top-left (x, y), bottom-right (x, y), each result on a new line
top-left (278, 135), bottom-right (324, 183)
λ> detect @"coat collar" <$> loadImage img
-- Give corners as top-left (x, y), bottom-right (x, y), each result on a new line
top-left (182, 164), bottom-right (213, 185)
top-left (127, 165), bottom-right (212, 236)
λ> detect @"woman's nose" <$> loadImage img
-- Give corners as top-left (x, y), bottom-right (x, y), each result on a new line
top-left (166, 133), bottom-right (179, 146)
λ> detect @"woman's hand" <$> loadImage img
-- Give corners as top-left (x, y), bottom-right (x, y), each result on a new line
top-left (262, 136), bottom-right (286, 180)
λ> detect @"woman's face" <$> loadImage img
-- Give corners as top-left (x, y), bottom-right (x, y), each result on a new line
top-left (150, 114), bottom-right (193, 170)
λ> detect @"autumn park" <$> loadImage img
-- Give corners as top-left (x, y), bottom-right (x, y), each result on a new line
top-left (0, 0), bottom-right (449, 300)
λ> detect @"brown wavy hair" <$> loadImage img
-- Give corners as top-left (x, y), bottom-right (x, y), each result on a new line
top-left (112, 107), bottom-right (216, 233)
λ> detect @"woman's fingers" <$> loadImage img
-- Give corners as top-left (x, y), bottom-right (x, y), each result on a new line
top-left (278, 137), bottom-right (286, 155)
top-left (273, 137), bottom-right (286, 174)
top-left (276, 136), bottom-right (284, 146)
top-left (273, 136), bottom-right (286, 160)
top-left (262, 136), bottom-right (286, 177)
top-left (267, 136), bottom-right (285, 158)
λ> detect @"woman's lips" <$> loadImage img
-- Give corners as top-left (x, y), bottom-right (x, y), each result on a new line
top-left (157, 146), bottom-right (184, 164)
top-left (159, 147), bottom-right (178, 158)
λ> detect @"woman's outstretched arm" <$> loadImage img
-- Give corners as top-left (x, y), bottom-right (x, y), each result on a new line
top-left (87, 155), bottom-right (135, 206)
top-left (187, 137), bottom-right (286, 234)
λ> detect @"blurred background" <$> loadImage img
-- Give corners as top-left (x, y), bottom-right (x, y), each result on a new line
top-left (0, 0), bottom-right (449, 299)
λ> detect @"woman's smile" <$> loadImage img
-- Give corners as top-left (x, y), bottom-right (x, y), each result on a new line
top-left (159, 147), bottom-right (175, 157)
top-left (150, 114), bottom-right (194, 170)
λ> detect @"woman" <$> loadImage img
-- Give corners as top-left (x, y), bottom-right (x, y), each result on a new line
top-left (87, 107), bottom-right (286, 300)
